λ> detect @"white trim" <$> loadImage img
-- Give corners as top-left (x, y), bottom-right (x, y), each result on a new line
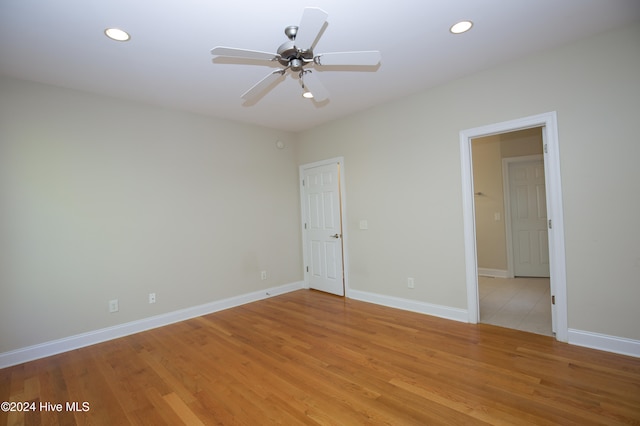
top-left (299, 157), bottom-right (350, 296)
top-left (0, 281), bottom-right (304, 369)
top-left (477, 268), bottom-right (510, 278)
top-left (348, 290), bottom-right (468, 323)
top-left (568, 329), bottom-right (640, 358)
top-left (460, 130), bottom-right (480, 323)
top-left (502, 154), bottom-right (544, 278)
top-left (459, 111), bottom-right (568, 342)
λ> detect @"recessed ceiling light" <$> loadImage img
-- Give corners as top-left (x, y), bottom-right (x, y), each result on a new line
top-left (104, 28), bottom-right (131, 42)
top-left (450, 20), bottom-right (473, 34)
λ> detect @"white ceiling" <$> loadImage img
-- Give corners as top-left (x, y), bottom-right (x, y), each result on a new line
top-left (1, 0), bottom-right (639, 132)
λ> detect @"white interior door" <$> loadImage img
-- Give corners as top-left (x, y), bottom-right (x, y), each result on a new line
top-left (508, 158), bottom-right (550, 277)
top-left (302, 162), bottom-right (344, 296)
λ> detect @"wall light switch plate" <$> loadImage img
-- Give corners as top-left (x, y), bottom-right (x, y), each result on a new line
top-left (359, 220), bottom-right (368, 230)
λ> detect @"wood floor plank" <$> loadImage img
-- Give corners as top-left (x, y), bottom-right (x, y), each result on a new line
top-left (2, 289), bottom-right (639, 425)
top-left (161, 392), bottom-right (205, 426)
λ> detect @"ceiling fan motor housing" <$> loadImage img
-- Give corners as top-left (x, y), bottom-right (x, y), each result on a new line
top-left (277, 37), bottom-right (313, 71)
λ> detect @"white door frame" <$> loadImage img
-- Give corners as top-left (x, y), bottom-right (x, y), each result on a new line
top-left (299, 157), bottom-right (350, 296)
top-left (459, 112), bottom-right (568, 342)
top-left (502, 154), bottom-right (546, 279)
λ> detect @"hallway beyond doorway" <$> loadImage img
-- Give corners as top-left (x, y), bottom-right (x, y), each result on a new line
top-left (479, 276), bottom-right (552, 336)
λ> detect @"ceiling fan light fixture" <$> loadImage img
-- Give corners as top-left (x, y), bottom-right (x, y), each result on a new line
top-left (301, 72), bottom-right (314, 99)
top-left (450, 20), bottom-right (473, 34)
top-left (104, 28), bottom-right (131, 42)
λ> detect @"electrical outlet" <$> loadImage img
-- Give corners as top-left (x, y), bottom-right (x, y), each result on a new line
top-left (261, 270), bottom-right (267, 280)
top-left (148, 293), bottom-right (156, 304)
top-left (407, 277), bottom-right (415, 289)
top-left (109, 299), bottom-right (119, 313)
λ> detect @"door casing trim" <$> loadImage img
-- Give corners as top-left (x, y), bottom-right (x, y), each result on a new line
top-left (459, 112), bottom-right (568, 342)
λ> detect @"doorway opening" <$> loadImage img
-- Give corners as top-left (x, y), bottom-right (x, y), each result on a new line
top-left (460, 112), bottom-right (568, 342)
top-left (472, 128), bottom-right (551, 335)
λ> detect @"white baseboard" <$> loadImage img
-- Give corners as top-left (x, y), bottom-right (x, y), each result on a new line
top-left (477, 268), bottom-right (511, 278)
top-left (347, 289), bottom-right (468, 323)
top-left (5, 284), bottom-right (636, 369)
top-left (567, 329), bottom-right (640, 358)
top-left (0, 281), bottom-right (304, 369)
top-left (348, 291), bottom-right (640, 359)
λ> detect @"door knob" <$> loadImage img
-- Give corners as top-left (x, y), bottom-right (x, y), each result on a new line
top-left (330, 233), bottom-right (341, 239)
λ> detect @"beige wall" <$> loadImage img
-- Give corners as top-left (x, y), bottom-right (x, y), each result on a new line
top-left (0, 77), bottom-right (302, 353)
top-left (472, 134), bottom-right (508, 271)
top-left (473, 128), bottom-right (543, 272)
top-left (296, 22), bottom-right (640, 340)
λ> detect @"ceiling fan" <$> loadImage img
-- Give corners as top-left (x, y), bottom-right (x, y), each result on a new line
top-left (210, 7), bottom-right (381, 103)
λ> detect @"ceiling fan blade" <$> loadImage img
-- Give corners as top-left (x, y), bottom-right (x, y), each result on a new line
top-left (314, 51), bottom-right (381, 67)
top-left (241, 71), bottom-right (285, 101)
top-left (294, 7), bottom-right (328, 51)
top-left (302, 71), bottom-right (329, 102)
top-left (211, 46), bottom-right (278, 61)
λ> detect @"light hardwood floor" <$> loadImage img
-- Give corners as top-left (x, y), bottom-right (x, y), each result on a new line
top-left (2, 289), bottom-right (639, 425)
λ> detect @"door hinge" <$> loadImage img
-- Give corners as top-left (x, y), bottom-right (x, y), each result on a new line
top-left (548, 219), bottom-right (552, 229)
top-left (306, 266), bottom-right (309, 273)
top-left (302, 179), bottom-right (305, 186)
top-left (544, 144), bottom-right (548, 154)
top-left (551, 295), bottom-right (556, 305)
top-left (304, 223), bottom-right (307, 230)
